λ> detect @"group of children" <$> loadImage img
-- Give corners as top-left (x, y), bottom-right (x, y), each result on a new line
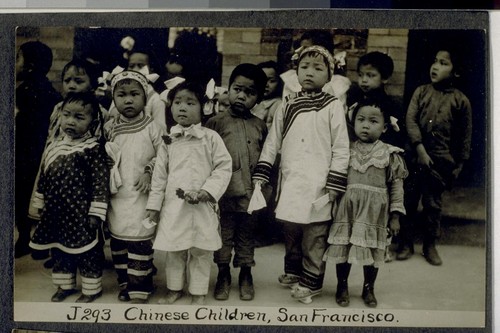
top-left (15, 34), bottom-right (472, 308)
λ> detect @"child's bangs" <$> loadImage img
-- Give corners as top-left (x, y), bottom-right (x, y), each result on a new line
top-left (114, 78), bottom-right (145, 92)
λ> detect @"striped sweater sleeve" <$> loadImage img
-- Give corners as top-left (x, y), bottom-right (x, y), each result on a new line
top-left (326, 100), bottom-right (349, 192)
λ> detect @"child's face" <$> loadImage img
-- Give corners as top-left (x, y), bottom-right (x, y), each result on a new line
top-left (113, 81), bottom-right (146, 119)
top-left (165, 61), bottom-right (183, 79)
top-left (262, 67), bottom-right (279, 98)
top-left (430, 51), bottom-right (454, 84)
top-left (60, 101), bottom-right (94, 139)
top-left (63, 66), bottom-right (92, 95)
top-left (228, 76), bottom-right (259, 113)
top-left (354, 105), bottom-right (387, 143)
top-left (128, 53), bottom-right (150, 72)
top-left (217, 92), bottom-right (230, 113)
top-left (358, 64), bottom-right (386, 93)
top-left (171, 89), bottom-right (202, 127)
top-left (297, 54), bottom-right (329, 92)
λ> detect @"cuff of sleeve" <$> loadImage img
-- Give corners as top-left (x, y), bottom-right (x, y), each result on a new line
top-left (253, 161), bottom-right (273, 183)
top-left (32, 192), bottom-right (45, 209)
top-left (390, 203), bottom-right (406, 216)
top-left (326, 170), bottom-right (348, 192)
top-left (89, 201), bottom-right (108, 221)
top-left (201, 184), bottom-right (221, 202)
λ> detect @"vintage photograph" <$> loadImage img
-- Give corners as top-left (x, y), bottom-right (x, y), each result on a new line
top-left (11, 15), bottom-right (488, 331)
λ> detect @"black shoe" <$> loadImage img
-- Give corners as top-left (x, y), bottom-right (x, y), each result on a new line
top-left (396, 245), bottom-right (414, 261)
top-left (118, 289), bottom-right (130, 302)
top-left (51, 288), bottom-right (77, 302)
top-left (423, 243), bottom-right (442, 266)
top-left (239, 268), bottom-right (254, 301)
top-left (214, 268), bottom-right (231, 301)
top-left (76, 291), bottom-right (102, 303)
top-left (335, 282), bottom-right (349, 307)
top-left (362, 283), bottom-right (377, 308)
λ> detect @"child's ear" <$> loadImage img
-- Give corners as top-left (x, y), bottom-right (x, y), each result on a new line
top-left (382, 123), bottom-right (388, 133)
top-left (382, 78), bottom-right (389, 85)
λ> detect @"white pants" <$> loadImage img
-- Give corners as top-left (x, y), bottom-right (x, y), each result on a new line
top-left (166, 248), bottom-right (212, 296)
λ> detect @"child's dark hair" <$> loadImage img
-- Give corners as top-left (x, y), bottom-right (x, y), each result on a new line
top-left (167, 81), bottom-right (207, 108)
top-left (357, 52), bottom-right (394, 80)
top-left (229, 63), bottom-right (267, 103)
top-left (61, 58), bottom-right (100, 90)
top-left (19, 41), bottom-right (53, 76)
top-left (351, 97), bottom-right (391, 125)
top-left (434, 43), bottom-right (464, 77)
top-left (61, 92), bottom-right (105, 141)
top-left (167, 81), bottom-right (209, 124)
top-left (300, 30), bottom-right (334, 53)
top-left (258, 60), bottom-right (283, 99)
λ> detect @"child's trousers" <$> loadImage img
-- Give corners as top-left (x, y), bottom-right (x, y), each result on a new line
top-left (110, 237), bottom-right (154, 301)
top-left (166, 248), bottom-right (213, 296)
top-left (51, 246), bottom-right (104, 296)
top-left (214, 211), bottom-right (256, 267)
top-left (282, 220), bottom-right (330, 291)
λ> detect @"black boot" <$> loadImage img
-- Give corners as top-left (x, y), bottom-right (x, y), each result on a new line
top-left (239, 266), bottom-right (254, 301)
top-left (214, 264), bottom-right (231, 300)
top-left (422, 237), bottom-right (442, 266)
top-left (335, 263), bottom-right (351, 307)
top-left (362, 265), bottom-right (379, 308)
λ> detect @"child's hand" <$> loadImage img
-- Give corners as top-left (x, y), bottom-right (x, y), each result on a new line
top-left (328, 189), bottom-right (340, 202)
top-left (106, 156), bottom-right (115, 168)
top-left (197, 190), bottom-right (215, 203)
top-left (184, 191), bottom-right (199, 204)
top-left (452, 163), bottom-right (464, 180)
top-left (253, 179), bottom-right (266, 188)
top-left (389, 213), bottom-right (400, 237)
top-left (416, 144), bottom-right (433, 168)
top-left (145, 209), bottom-right (160, 223)
top-left (88, 216), bottom-right (101, 229)
top-left (135, 173), bottom-right (152, 193)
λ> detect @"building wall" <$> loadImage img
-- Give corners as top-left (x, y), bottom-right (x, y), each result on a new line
top-left (218, 28), bottom-right (408, 98)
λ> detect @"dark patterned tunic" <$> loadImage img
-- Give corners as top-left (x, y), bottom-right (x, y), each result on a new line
top-left (30, 133), bottom-right (109, 254)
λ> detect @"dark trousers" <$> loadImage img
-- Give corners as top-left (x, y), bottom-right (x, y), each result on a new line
top-left (52, 245), bottom-right (104, 295)
top-left (400, 161), bottom-right (449, 246)
top-left (214, 211), bottom-right (256, 267)
top-left (282, 220), bottom-right (330, 291)
top-left (110, 237), bottom-right (154, 300)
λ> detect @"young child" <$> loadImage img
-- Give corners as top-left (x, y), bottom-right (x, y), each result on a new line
top-left (205, 63), bottom-right (268, 301)
top-left (105, 70), bottom-right (165, 303)
top-left (346, 51), bottom-right (402, 146)
top-left (323, 99), bottom-right (408, 308)
top-left (145, 82), bottom-right (232, 305)
top-left (253, 45), bottom-right (350, 304)
top-left (280, 30), bottom-right (351, 105)
top-left (15, 41), bottom-right (62, 258)
top-left (251, 61), bottom-right (283, 130)
top-left (29, 92), bottom-right (109, 303)
top-left (108, 49), bottom-right (167, 132)
top-left (398, 47), bottom-right (472, 265)
top-left (46, 58), bottom-right (103, 146)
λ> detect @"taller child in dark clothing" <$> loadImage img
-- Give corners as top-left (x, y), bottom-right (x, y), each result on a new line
top-left (346, 51), bottom-right (403, 147)
top-left (397, 47), bottom-right (472, 265)
top-left (15, 41), bottom-right (62, 258)
top-left (205, 63), bottom-right (268, 302)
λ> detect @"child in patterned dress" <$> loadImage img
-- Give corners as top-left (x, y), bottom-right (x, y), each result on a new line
top-left (324, 98), bottom-right (408, 308)
top-left (104, 70), bottom-right (165, 303)
top-left (146, 81), bottom-right (232, 305)
top-left (30, 92), bottom-right (109, 303)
